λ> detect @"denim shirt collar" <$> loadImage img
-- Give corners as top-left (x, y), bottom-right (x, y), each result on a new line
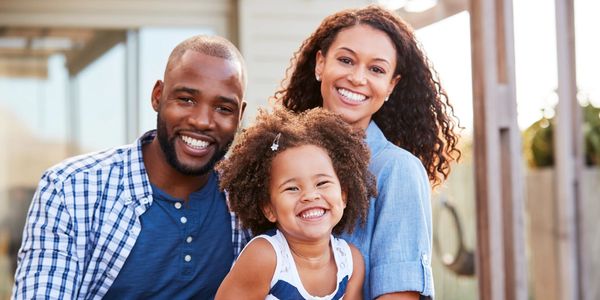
top-left (366, 121), bottom-right (388, 157)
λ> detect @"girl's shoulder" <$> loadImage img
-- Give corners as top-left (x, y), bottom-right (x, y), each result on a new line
top-left (251, 229), bottom-right (286, 250)
top-left (238, 234), bottom-right (277, 265)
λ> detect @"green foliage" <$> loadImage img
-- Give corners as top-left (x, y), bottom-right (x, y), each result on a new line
top-left (523, 104), bottom-right (600, 168)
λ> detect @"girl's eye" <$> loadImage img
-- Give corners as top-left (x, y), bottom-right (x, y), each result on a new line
top-left (317, 181), bottom-right (331, 187)
top-left (284, 186), bottom-right (299, 192)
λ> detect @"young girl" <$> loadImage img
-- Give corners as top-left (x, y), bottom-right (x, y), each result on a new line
top-left (276, 5), bottom-right (462, 299)
top-left (215, 108), bottom-right (375, 299)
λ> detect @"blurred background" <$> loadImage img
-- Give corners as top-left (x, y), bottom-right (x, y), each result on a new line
top-left (0, 0), bottom-right (598, 299)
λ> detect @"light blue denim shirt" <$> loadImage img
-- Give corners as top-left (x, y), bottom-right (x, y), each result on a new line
top-left (341, 121), bottom-right (434, 299)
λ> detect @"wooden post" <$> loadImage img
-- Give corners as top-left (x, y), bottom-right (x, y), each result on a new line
top-left (469, 0), bottom-right (528, 299)
top-left (554, 0), bottom-right (584, 299)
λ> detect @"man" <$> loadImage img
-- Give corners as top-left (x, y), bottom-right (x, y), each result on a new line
top-left (12, 35), bottom-right (248, 299)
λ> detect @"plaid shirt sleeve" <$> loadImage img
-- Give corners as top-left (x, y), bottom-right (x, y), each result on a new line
top-left (230, 212), bottom-right (252, 260)
top-left (12, 170), bottom-right (81, 300)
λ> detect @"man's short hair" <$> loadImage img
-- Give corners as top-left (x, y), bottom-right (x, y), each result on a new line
top-left (166, 35), bottom-right (247, 87)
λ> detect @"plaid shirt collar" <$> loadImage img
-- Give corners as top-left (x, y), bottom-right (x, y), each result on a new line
top-left (119, 130), bottom-right (155, 215)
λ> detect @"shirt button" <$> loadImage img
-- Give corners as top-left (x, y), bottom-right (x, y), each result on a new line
top-left (184, 255), bottom-right (192, 262)
top-left (180, 216), bottom-right (187, 224)
top-left (422, 254), bottom-right (429, 265)
top-left (186, 236), bottom-right (193, 243)
top-left (174, 202), bottom-right (182, 209)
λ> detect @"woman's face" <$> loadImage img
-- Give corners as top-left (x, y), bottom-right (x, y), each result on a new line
top-left (315, 24), bottom-right (400, 130)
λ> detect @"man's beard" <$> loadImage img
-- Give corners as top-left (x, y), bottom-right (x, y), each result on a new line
top-left (156, 114), bottom-right (231, 176)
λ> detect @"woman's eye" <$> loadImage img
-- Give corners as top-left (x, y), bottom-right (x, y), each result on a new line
top-left (338, 57), bottom-right (353, 65)
top-left (370, 66), bottom-right (386, 74)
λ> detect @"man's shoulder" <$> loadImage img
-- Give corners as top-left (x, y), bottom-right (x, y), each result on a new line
top-left (45, 143), bottom-right (137, 183)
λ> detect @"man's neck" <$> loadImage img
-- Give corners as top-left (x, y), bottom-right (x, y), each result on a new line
top-left (142, 138), bottom-right (210, 201)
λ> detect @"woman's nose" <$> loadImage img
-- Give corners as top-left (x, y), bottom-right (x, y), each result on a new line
top-left (348, 68), bottom-right (367, 85)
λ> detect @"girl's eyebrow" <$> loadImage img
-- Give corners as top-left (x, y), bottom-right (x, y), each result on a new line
top-left (276, 172), bottom-right (336, 189)
top-left (277, 178), bottom-right (297, 189)
top-left (314, 173), bottom-right (335, 178)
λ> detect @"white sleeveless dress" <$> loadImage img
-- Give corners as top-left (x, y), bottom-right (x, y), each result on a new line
top-left (242, 229), bottom-right (353, 300)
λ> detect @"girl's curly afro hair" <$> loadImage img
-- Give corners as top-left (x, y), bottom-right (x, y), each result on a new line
top-left (216, 107), bottom-right (376, 236)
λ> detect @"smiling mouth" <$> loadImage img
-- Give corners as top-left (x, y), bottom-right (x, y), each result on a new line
top-left (337, 88), bottom-right (368, 103)
top-left (181, 135), bottom-right (210, 149)
top-left (298, 208), bottom-right (327, 220)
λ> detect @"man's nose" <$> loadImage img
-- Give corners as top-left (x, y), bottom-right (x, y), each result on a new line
top-left (187, 104), bottom-right (213, 130)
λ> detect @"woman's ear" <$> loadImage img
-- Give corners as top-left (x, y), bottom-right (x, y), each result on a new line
top-left (315, 50), bottom-right (325, 80)
top-left (262, 204), bottom-right (277, 223)
top-left (342, 190), bottom-right (348, 209)
top-left (387, 74), bottom-right (401, 96)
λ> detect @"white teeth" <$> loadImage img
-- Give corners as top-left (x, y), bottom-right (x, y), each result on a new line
top-left (337, 88), bottom-right (367, 102)
top-left (299, 208), bottom-right (326, 219)
top-left (181, 135), bottom-right (209, 149)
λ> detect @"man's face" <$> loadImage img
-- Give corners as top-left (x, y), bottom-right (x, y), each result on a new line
top-left (152, 50), bottom-right (245, 176)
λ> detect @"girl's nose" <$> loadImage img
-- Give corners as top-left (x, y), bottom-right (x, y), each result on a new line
top-left (301, 190), bottom-right (321, 202)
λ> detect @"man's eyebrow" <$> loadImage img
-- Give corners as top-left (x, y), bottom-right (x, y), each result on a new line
top-left (218, 96), bottom-right (241, 107)
top-left (173, 87), bottom-right (200, 95)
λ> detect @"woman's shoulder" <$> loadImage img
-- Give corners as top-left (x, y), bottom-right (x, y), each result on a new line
top-left (371, 143), bottom-right (427, 176)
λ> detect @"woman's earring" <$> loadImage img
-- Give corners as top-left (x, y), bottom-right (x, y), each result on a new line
top-left (384, 95), bottom-right (390, 102)
top-left (316, 74), bottom-right (321, 82)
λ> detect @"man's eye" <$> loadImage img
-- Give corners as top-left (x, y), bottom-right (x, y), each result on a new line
top-left (178, 97), bottom-right (194, 103)
top-left (216, 106), bottom-right (234, 113)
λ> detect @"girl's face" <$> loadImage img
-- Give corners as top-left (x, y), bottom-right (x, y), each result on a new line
top-left (264, 145), bottom-right (346, 243)
top-left (315, 24), bottom-right (400, 130)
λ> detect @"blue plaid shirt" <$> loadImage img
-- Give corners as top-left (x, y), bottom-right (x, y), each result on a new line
top-left (12, 130), bottom-right (251, 300)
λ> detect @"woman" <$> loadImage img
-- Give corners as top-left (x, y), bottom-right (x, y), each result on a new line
top-left (275, 5), bottom-right (461, 299)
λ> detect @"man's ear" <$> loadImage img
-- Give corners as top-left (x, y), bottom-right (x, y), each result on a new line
top-left (239, 100), bottom-right (247, 121)
top-left (262, 204), bottom-right (277, 223)
top-left (151, 80), bottom-right (164, 112)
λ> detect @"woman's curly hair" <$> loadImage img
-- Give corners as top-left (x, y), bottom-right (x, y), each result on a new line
top-left (274, 5), bottom-right (461, 186)
top-left (216, 107), bottom-right (376, 236)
